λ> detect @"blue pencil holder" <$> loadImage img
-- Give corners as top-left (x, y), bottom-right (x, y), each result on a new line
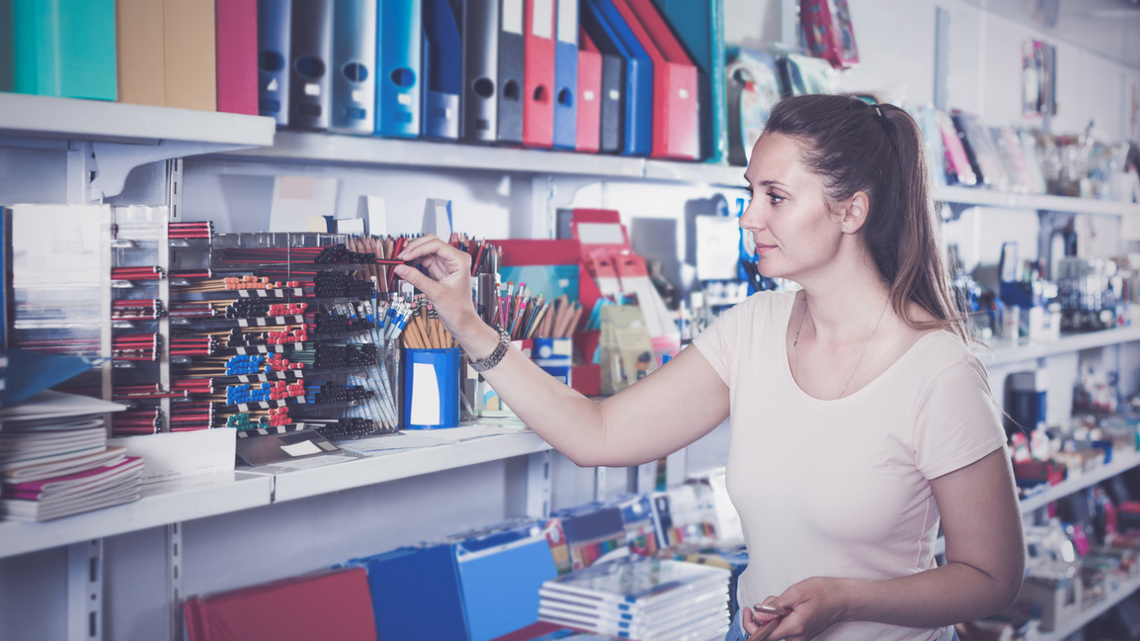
top-left (403, 347), bottom-right (461, 429)
top-left (532, 338), bottom-right (572, 386)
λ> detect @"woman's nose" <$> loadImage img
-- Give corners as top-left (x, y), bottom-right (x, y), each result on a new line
top-left (739, 198), bottom-right (765, 232)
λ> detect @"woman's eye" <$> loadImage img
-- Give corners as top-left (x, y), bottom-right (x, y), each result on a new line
top-left (767, 192), bottom-right (785, 205)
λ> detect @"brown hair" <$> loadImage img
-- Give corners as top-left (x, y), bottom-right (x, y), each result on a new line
top-left (763, 94), bottom-right (967, 342)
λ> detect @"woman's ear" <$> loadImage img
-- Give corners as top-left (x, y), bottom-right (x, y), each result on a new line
top-left (840, 191), bottom-right (871, 234)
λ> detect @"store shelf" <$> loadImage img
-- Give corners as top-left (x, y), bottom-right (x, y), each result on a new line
top-left (0, 471), bottom-right (273, 560)
top-left (643, 159), bottom-right (746, 187)
top-left (1021, 450), bottom-right (1140, 514)
top-left (0, 93), bottom-right (276, 148)
top-left (268, 430), bottom-right (551, 503)
top-left (936, 186), bottom-right (1140, 218)
top-left (980, 326), bottom-right (1140, 367)
top-left (1037, 572), bottom-right (1140, 641)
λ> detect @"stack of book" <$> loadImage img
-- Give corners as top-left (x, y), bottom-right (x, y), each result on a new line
top-left (0, 390), bottom-right (141, 521)
top-left (538, 557), bottom-right (731, 641)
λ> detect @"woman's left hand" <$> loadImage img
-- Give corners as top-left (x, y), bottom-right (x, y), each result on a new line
top-left (750, 577), bottom-right (853, 641)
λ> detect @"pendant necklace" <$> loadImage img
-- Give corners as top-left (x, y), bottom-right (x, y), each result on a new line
top-left (793, 295), bottom-right (891, 400)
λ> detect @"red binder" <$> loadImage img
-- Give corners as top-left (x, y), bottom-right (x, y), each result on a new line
top-left (575, 27), bottom-right (602, 153)
top-left (523, 0), bottom-right (557, 148)
top-left (610, 0), bottom-right (699, 160)
top-left (184, 568), bottom-right (378, 641)
top-left (215, 0), bottom-right (258, 115)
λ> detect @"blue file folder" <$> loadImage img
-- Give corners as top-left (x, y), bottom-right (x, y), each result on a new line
top-left (331, 0), bottom-right (377, 134)
top-left (551, 0), bottom-right (579, 150)
top-left (422, 0), bottom-right (462, 139)
top-left (288, 0), bottom-right (334, 130)
top-left (377, 0), bottom-right (422, 137)
top-left (257, 0), bottom-right (292, 126)
top-left (580, 0), bottom-right (652, 156)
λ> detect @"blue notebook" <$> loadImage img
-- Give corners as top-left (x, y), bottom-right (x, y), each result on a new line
top-left (580, 0), bottom-right (652, 156)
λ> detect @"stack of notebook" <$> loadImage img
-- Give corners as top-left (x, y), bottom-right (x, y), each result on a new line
top-left (538, 557), bottom-right (731, 641)
top-left (0, 390), bottom-right (140, 521)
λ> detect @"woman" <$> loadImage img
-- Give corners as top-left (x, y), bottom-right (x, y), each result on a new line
top-left (394, 94), bottom-right (1025, 641)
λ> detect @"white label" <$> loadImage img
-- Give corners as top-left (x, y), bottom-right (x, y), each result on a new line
top-left (556, 0), bottom-right (577, 44)
top-left (267, 78), bottom-right (279, 92)
top-left (583, 90), bottom-right (595, 101)
top-left (397, 93), bottom-right (412, 106)
top-left (352, 90), bottom-right (367, 103)
top-left (679, 89), bottom-right (690, 100)
top-left (305, 83), bottom-right (320, 96)
top-left (608, 89), bottom-right (620, 101)
top-left (282, 440), bottom-right (322, 457)
top-left (503, 0), bottom-right (524, 35)
top-left (409, 363), bottom-right (442, 425)
top-left (532, 0), bottom-right (554, 39)
top-left (577, 222), bottom-right (625, 245)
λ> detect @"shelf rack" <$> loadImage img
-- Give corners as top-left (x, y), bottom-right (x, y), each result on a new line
top-left (1038, 573), bottom-right (1140, 641)
top-left (981, 326), bottom-right (1140, 367)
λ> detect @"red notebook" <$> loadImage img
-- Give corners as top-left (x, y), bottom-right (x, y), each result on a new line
top-left (575, 27), bottom-right (603, 154)
top-left (215, 0), bottom-right (259, 114)
top-left (184, 568), bottom-right (378, 641)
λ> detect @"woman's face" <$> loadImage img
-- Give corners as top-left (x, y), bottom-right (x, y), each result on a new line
top-left (740, 133), bottom-right (844, 281)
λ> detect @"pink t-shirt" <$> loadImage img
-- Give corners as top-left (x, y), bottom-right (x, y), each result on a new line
top-left (692, 291), bottom-right (1006, 641)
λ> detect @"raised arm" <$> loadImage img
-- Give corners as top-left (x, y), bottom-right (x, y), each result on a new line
top-left (394, 235), bottom-right (730, 467)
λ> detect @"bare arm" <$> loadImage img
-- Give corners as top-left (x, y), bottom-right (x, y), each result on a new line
top-left (747, 448), bottom-right (1025, 640)
top-left (395, 235), bottom-right (730, 467)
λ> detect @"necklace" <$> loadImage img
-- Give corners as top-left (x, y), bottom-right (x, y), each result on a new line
top-left (793, 295), bottom-right (891, 399)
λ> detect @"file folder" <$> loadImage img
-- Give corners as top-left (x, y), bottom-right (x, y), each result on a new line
top-left (216, 0), bottom-right (258, 115)
top-left (496, 0), bottom-right (525, 144)
top-left (165, 0), bottom-right (218, 111)
top-left (422, 0), bottom-right (462, 139)
top-left (551, 0), bottom-right (578, 150)
top-left (575, 27), bottom-right (603, 153)
top-left (355, 545), bottom-right (469, 641)
top-left (116, 0), bottom-right (166, 107)
top-left (331, 0), bottom-right (377, 134)
top-left (377, 0), bottom-right (422, 137)
top-left (458, 0), bottom-right (500, 142)
top-left (288, 0), bottom-right (333, 130)
top-left (257, 0), bottom-right (292, 126)
top-left (650, 0), bottom-right (726, 163)
top-left (580, 0), bottom-right (650, 156)
top-left (613, 0), bottom-right (698, 160)
top-left (6, 0), bottom-right (117, 100)
top-left (523, 0), bottom-right (556, 148)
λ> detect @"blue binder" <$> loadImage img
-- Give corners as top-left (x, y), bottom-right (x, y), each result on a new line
top-left (377, 0), bottom-right (423, 138)
top-left (551, 0), bottom-right (578, 150)
top-left (5, 0), bottom-right (117, 100)
top-left (257, 0), bottom-right (292, 126)
top-left (456, 0), bottom-right (500, 142)
top-left (496, 0), bottom-right (525, 145)
top-left (580, 0), bottom-right (652, 156)
top-left (353, 545), bottom-right (469, 641)
top-left (650, 0), bottom-right (726, 163)
top-left (422, 0), bottom-right (462, 139)
top-left (331, 0), bottom-right (377, 134)
top-left (288, 0), bottom-right (334, 130)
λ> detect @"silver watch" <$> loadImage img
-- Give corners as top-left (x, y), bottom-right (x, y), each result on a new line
top-left (469, 325), bottom-right (511, 372)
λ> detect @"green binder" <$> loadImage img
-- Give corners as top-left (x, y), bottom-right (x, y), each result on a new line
top-left (1, 0), bottom-right (116, 100)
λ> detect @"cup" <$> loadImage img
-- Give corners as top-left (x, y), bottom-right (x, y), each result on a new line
top-left (402, 347), bottom-right (461, 429)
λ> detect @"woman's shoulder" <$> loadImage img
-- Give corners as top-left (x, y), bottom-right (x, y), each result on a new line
top-left (906, 329), bottom-right (989, 389)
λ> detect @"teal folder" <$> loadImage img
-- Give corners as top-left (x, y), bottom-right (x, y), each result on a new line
top-left (5, 0), bottom-right (116, 100)
top-left (649, 0), bottom-right (725, 163)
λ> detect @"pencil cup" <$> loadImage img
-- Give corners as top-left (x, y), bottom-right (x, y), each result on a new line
top-left (532, 338), bottom-right (572, 386)
top-left (402, 348), bottom-right (462, 429)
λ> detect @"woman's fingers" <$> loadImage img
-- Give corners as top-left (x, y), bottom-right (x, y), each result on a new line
top-left (393, 265), bottom-right (441, 297)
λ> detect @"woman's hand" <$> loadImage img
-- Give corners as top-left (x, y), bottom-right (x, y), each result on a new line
top-left (744, 578), bottom-right (852, 641)
top-left (393, 234), bottom-right (482, 340)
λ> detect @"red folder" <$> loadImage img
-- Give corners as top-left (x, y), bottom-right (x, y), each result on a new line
top-left (610, 0), bottom-right (699, 160)
top-left (184, 568), bottom-right (378, 641)
top-left (523, 0), bottom-right (557, 148)
top-left (215, 0), bottom-right (258, 115)
top-left (576, 27), bottom-right (602, 153)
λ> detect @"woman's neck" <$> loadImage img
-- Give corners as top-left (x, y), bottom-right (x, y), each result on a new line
top-left (796, 253), bottom-right (892, 342)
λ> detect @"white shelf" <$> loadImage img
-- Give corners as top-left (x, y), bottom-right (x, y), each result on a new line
top-left (0, 92), bottom-right (276, 147)
top-left (0, 429), bottom-right (551, 559)
top-left (0, 471), bottom-right (273, 560)
top-left (936, 186), bottom-right (1140, 218)
top-left (269, 431), bottom-right (551, 503)
top-left (1037, 572), bottom-right (1140, 641)
top-left (1020, 449), bottom-right (1140, 514)
top-left (979, 326), bottom-right (1140, 367)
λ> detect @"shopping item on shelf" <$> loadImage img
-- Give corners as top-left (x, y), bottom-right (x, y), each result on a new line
top-left (725, 45), bottom-right (781, 167)
top-left (952, 110), bottom-right (1011, 191)
top-left (799, 0), bottom-right (859, 70)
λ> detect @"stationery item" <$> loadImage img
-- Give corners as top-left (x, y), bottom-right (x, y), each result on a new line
top-left (952, 110), bottom-right (1010, 191)
top-left (611, 0), bottom-right (699, 160)
top-left (115, 0), bottom-right (166, 106)
top-left (599, 305), bottom-right (655, 395)
top-left (650, 0), bottom-right (726, 162)
top-left (550, 503), bottom-right (629, 573)
top-left (403, 347), bottom-right (461, 429)
top-left (581, 0), bottom-right (652, 156)
top-left (551, 0), bottom-right (579, 149)
top-left (523, 0), bottom-right (557, 148)
top-left (108, 429), bottom-right (236, 484)
top-left (775, 52), bottom-right (834, 96)
top-left (377, 0), bottom-right (422, 137)
top-left (497, 0), bottom-right (527, 144)
top-left (1018, 130), bottom-right (1049, 195)
top-left (936, 109), bottom-right (977, 186)
top-left (422, 0), bottom-right (462, 139)
top-left (234, 427), bottom-right (340, 466)
top-left (459, 0), bottom-right (500, 142)
top-left (575, 27), bottom-right (604, 153)
top-left (288, 0), bottom-right (334, 130)
top-left (907, 105), bottom-right (948, 188)
top-left (725, 46), bottom-right (780, 166)
top-left (800, 0), bottom-right (859, 69)
top-left (164, 0), bottom-right (219, 111)
top-left (4, 0), bottom-right (117, 100)
top-left (331, 0), bottom-right (378, 134)
top-left (184, 568), bottom-right (378, 641)
top-left (3, 447), bottom-right (126, 484)
top-left (0, 456), bottom-right (144, 522)
top-left (532, 337), bottom-right (572, 384)
top-left (216, 0), bottom-right (258, 114)
top-left (257, 0), bottom-right (293, 125)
